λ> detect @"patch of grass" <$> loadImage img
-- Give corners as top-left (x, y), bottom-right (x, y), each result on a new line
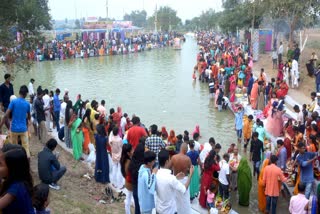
top-left (305, 40), bottom-right (320, 49)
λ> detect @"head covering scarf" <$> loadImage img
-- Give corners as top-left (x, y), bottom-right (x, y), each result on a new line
top-left (167, 130), bottom-right (177, 145)
top-left (192, 125), bottom-right (200, 137)
top-left (237, 158), bottom-right (252, 206)
top-left (161, 126), bottom-right (168, 138)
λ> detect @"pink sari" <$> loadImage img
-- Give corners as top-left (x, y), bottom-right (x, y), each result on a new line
top-left (192, 125), bottom-right (200, 137)
top-left (229, 75), bottom-right (237, 102)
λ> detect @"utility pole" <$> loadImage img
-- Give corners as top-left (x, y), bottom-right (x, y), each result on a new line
top-left (106, 0), bottom-right (109, 20)
top-left (154, 4), bottom-right (158, 34)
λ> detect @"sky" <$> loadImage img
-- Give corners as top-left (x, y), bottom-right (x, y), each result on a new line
top-left (49, 0), bottom-right (222, 22)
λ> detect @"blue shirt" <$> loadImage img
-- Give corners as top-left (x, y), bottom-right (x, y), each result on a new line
top-left (187, 150), bottom-right (199, 166)
top-left (8, 97), bottom-right (30, 133)
top-left (247, 77), bottom-right (254, 94)
top-left (297, 152), bottom-right (317, 183)
top-left (277, 147), bottom-right (287, 170)
top-left (235, 110), bottom-right (244, 130)
top-left (138, 165), bottom-right (156, 212)
top-left (2, 182), bottom-right (35, 214)
top-left (53, 94), bottom-right (61, 112)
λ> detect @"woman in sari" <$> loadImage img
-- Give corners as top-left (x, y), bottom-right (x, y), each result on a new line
top-left (237, 158), bottom-right (252, 206)
top-left (167, 130), bottom-right (177, 145)
top-left (250, 80), bottom-right (259, 109)
top-left (276, 80), bottom-right (289, 98)
top-left (95, 124), bottom-right (110, 184)
top-left (283, 119), bottom-right (294, 160)
top-left (82, 109), bottom-right (92, 154)
top-left (229, 74), bottom-right (237, 102)
top-left (192, 125), bottom-right (200, 137)
top-left (244, 66), bottom-right (251, 87)
top-left (199, 150), bottom-right (220, 208)
top-left (71, 117), bottom-right (84, 160)
top-left (257, 81), bottom-right (265, 111)
top-left (64, 100), bottom-right (74, 149)
top-left (214, 84), bottom-right (220, 108)
top-left (258, 152), bottom-right (271, 212)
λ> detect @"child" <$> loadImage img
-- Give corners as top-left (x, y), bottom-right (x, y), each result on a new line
top-left (243, 115), bottom-right (254, 152)
top-left (207, 184), bottom-right (216, 209)
top-left (235, 106), bottom-right (244, 143)
top-left (0, 144), bottom-right (34, 213)
top-left (33, 183), bottom-right (50, 214)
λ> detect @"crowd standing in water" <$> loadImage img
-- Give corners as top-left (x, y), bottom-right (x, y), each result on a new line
top-left (0, 32), bottom-right (185, 63)
top-left (0, 31), bottom-right (319, 214)
top-left (193, 31), bottom-right (320, 214)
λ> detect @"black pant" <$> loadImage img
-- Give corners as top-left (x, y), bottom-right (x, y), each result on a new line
top-left (52, 166), bottom-right (67, 183)
top-left (219, 183), bottom-right (229, 200)
top-left (133, 185), bottom-right (141, 214)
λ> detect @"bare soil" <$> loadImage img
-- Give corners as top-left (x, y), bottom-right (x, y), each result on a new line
top-left (29, 134), bottom-right (125, 214)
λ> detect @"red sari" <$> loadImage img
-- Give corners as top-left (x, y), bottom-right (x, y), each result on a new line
top-left (199, 163), bottom-right (220, 208)
top-left (276, 81), bottom-right (289, 98)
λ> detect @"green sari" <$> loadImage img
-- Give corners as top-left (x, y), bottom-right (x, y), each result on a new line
top-left (237, 158), bottom-right (252, 206)
top-left (71, 118), bottom-right (84, 160)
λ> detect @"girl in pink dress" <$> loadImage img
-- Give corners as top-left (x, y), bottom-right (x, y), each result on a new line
top-left (265, 101), bottom-right (285, 137)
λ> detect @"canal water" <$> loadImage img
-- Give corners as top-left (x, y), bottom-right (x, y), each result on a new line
top-left (6, 36), bottom-right (289, 213)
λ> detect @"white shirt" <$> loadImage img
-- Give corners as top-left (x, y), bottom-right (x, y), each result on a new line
top-left (43, 94), bottom-right (50, 109)
top-left (199, 143), bottom-right (212, 164)
top-left (28, 82), bottom-right (34, 95)
top-left (278, 45), bottom-right (283, 55)
top-left (297, 111), bottom-right (304, 125)
top-left (120, 116), bottom-right (127, 134)
top-left (188, 140), bottom-right (200, 152)
top-left (156, 168), bottom-right (186, 214)
top-left (60, 102), bottom-right (66, 119)
top-left (229, 153), bottom-right (241, 170)
top-left (218, 160), bottom-right (230, 185)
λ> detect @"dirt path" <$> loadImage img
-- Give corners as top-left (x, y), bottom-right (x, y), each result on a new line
top-left (29, 135), bottom-right (125, 214)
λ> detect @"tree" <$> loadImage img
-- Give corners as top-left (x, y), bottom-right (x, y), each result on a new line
top-left (264, 0), bottom-right (320, 48)
top-left (123, 10), bottom-right (147, 27)
top-left (0, 0), bottom-right (51, 70)
top-left (148, 6), bottom-right (182, 31)
top-left (75, 19), bottom-right (81, 29)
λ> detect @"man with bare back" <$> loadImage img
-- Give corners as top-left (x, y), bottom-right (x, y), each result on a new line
top-left (171, 143), bottom-right (192, 214)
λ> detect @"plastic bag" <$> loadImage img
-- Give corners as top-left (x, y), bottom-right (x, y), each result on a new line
top-left (86, 143), bottom-right (96, 163)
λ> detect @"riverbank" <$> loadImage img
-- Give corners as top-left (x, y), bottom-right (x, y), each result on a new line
top-left (29, 133), bottom-right (126, 214)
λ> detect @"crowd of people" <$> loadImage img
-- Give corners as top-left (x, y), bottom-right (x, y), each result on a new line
top-left (0, 29), bottom-right (319, 214)
top-left (194, 31), bottom-right (320, 214)
top-left (0, 32), bottom-right (185, 63)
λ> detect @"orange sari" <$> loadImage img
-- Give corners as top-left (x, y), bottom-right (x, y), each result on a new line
top-left (258, 159), bottom-right (269, 212)
top-left (250, 82), bottom-right (259, 109)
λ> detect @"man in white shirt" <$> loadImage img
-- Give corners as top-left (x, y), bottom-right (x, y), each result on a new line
top-left (291, 59), bottom-right (299, 88)
top-left (42, 89), bottom-right (51, 131)
top-left (156, 150), bottom-right (194, 214)
top-left (278, 42), bottom-right (283, 64)
top-left (219, 153), bottom-right (230, 200)
top-left (191, 133), bottom-right (201, 152)
top-left (28, 78), bottom-right (35, 98)
top-left (229, 147), bottom-right (241, 191)
top-left (120, 113), bottom-right (127, 136)
top-left (293, 105), bottom-right (304, 127)
top-left (289, 183), bottom-right (309, 214)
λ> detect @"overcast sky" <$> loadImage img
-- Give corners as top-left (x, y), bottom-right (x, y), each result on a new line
top-left (49, 0), bottom-right (222, 22)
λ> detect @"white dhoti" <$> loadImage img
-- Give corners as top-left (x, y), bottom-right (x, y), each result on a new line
top-left (175, 176), bottom-right (191, 214)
